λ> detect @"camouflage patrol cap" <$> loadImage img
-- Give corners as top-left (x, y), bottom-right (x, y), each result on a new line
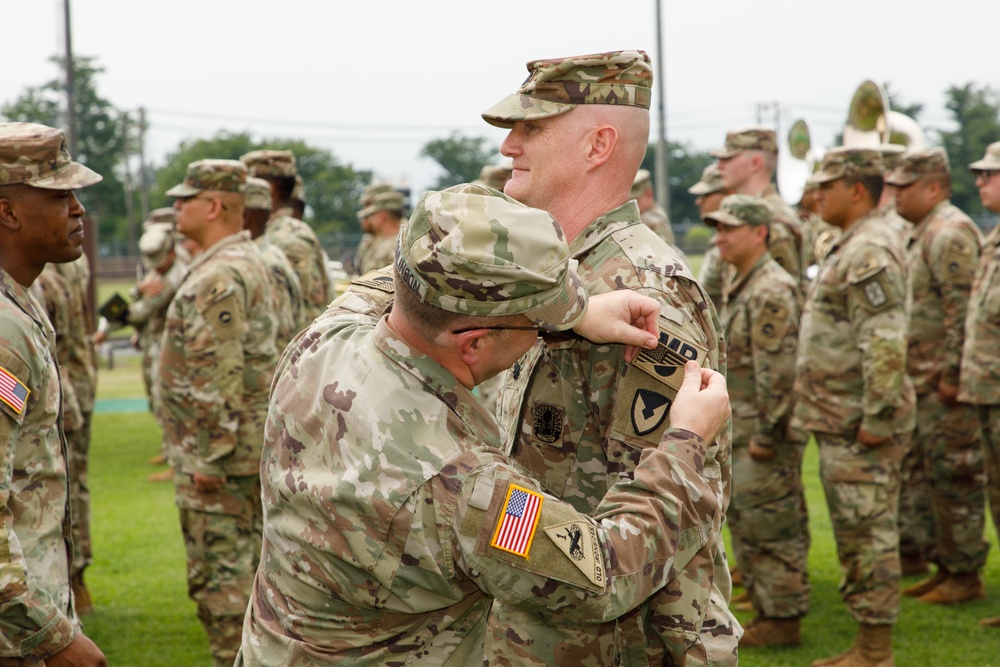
top-left (630, 169), bottom-right (653, 199)
top-left (482, 50), bottom-right (653, 129)
top-left (710, 127), bottom-right (779, 159)
top-left (884, 147), bottom-right (950, 187)
top-left (474, 163), bottom-right (514, 192)
top-left (0, 122), bottom-right (102, 190)
top-left (292, 175), bottom-right (306, 202)
top-left (807, 147), bottom-right (885, 185)
top-left (139, 223), bottom-right (174, 270)
top-left (239, 149), bottom-right (297, 178)
top-left (166, 159), bottom-right (247, 197)
top-left (395, 183), bottom-right (588, 330)
top-left (142, 207), bottom-right (176, 230)
top-left (703, 194), bottom-right (772, 228)
top-left (360, 190), bottom-right (405, 218)
top-left (359, 181), bottom-right (395, 208)
top-left (245, 177), bottom-right (273, 211)
top-left (687, 163), bottom-right (725, 195)
top-left (877, 143), bottom-right (907, 171)
top-left (969, 141), bottom-right (1000, 171)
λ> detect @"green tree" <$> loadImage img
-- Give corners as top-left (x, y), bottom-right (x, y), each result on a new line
top-left (420, 132), bottom-right (498, 189)
top-left (640, 141), bottom-right (714, 228)
top-left (938, 83), bottom-right (1000, 218)
top-left (153, 131), bottom-right (371, 235)
top-left (2, 56), bottom-right (127, 244)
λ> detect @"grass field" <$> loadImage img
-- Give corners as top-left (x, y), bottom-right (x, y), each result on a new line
top-left (83, 283), bottom-right (1000, 666)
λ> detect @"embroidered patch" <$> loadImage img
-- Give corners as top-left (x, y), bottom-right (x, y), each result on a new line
top-left (351, 271), bottom-right (395, 293)
top-left (631, 388), bottom-right (672, 435)
top-left (0, 366), bottom-right (30, 415)
top-left (490, 485), bottom-right (543, 558)
top-left (544, 520), bottom-right (605, 587)
top-left (217, 310), bottom-right (233, 326)
top-left (631, 317), bottom-right (709, 391)
top-left (863, 280), bottom-right (887, 308)
top-left (533, 403), bottom-right (563, 444)
top-left (752, 300), bottom-right (791, 353)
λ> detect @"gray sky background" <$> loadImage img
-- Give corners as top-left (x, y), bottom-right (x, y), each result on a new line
top-left (6, 0), bottom-right (999, 199)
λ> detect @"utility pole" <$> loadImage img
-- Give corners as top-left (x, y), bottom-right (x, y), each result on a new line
top-left (137, 107), bottom-right (150, 221)
top-left (653, 0), bottom-right (670, 215)
top-left (62, 0), bottom-right (77, 156)
top-left (122, 113), bottom-right (136, 256)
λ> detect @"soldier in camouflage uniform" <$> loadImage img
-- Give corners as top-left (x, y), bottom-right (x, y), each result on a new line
top-left (959, 141), bottom-right (1000, 628)
top-left (799, 180), bottom-right (839, 282)
top-left (357, 189), bottom-right (405, 275)
top-left (875, 145), bottom-right (912, 244)
top-left (352, 182), bottom-right (396, 277)
top-left (703, 195), bottom-right (811, 648)
top-left (244, 176), bottom-right (303, 352)
top-left (794, 147), bottom-right (915, 667)
top-left (885, 148), bottom-right (989, 604)
top-left (713, 127), bottom-right (804, 285)
top-left (632, 168), bottom-right (677, 245)
top-left (160, 159), bottom-right (278, 667)
top-left (481, 50), bottom-right (739, 666)
top-left (236, 183), bottom-right (732, 666)
top-left (240, 149), bottom-right (331, 327)
top-left (0, 122), bottom-right (107, 665)
top-left (689, 163), bottom-right (732, 311)
top-left (473, 162), bottom-right (514, 192)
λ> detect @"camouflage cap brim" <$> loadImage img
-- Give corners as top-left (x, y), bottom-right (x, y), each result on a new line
top-left (688, 181), bottom-right (722, 196)
top-left (969, 156), bottom-right (1000, 171)
top-left (709, 147), bottom-right (742, 160)
top-left (702, 210), bottom-right (744, 228)
top-left (807, 168), bottom-right (843, 186)
top-left (525, 267), bottom-right (588, 331)
top-left (27, 160), bottom-right (103, 190)
top-left (883, 169), bottom-right (920, 187)
top-left (482, 94), bottom-right (577, 129)
top-left (165, 182), bottom-right (203, 197)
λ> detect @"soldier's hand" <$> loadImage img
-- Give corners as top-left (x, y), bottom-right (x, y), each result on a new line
top-left (193, 473), bottom-right (226, 493)
top-left (668, 361), bottom-right (730, 442)
top-left (44, 632), bottom-right (107, 667)
top-left (937, 380), bottom-right (960, 406)
top-left (748, 440), bottom-right (776, 461)
top-left (574, 291), bottom-right (659, 361)
top-left (137, 277), bottom-right (165, 297)
top-left (857, 428), bottom-right (888, 448)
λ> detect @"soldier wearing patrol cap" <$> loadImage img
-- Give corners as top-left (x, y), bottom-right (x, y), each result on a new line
top-left (713, 126), bottom-right (804, 284)
top-left (235, 183), bottom-right (732, 666)
top-left (689, 162), bottom-right (734, 309)
top-left (793, 147), bottom-right (915, 667)
top-left (357, 189), bottom-right (406, 275)
top-left (240, 149), bottom-right (331, 327)
top-left (705, 195), bottom-right (811, 647)
top-left (161, 159), bottom-right (278, 666)
top-left (352, 181), bottom-right (396, 276)
top-left (482, 50), bottom-right (737, 666)
top-left (959, 140), bottom-right (1000, 628)
top-left (631, 168), bottom-right (676, 245)
top-left (885, 148), bottom-right (989, 604)
top-left (0, 122), bottom-right (107, 666)
top-left (473, 162), bottom-right (514, 192)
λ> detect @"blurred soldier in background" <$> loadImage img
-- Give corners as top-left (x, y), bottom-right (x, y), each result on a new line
top-left (689, 162), bottom-right (732, 310)
top-left (794, 147), bottom-right (914, 667)
top-left (352, 181), bottom-right (394, 277)
top-left (357, 189), bottom-right (405, 275)
top-left (632, 168), bottom-right (676, 244)
top-left (886, 148), bottom-right (988, 602)
top-left (798, 180), bottom-right (838, 281)
top-left (473, 162), bottom-right (514, 192)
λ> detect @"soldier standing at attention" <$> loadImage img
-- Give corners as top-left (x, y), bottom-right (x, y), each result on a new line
top-left (482, 50), bottom-right (738, 666)
top-left (713, 127), bottom-right (804, 283)
top-left (632, 168), bottom-right (676, 245)
top-left (704, 195), bottom-right (810, 648)
top-left (885, 148), bottom-right (988, 604)
top-left (160, 159), bottom-right (278, 667)
top-left (689, 164), bottom-right (733, 326)
top-left (794, 147), bottom-right (915, 667)
top-left (236, 183), bottom-right (731, 665)
top-left (0, 122), bottom-right (107, 666)
top-left (240, 150), bottom-right (330, 327)
top-left (356, 189), bottom-right (406, 275)
top-left (959, 140), bottom-right (1000, 628)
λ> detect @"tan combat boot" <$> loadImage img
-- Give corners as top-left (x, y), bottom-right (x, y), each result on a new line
top-left (147, 468), bottom-right (175, 482)
top-left (810, 623), bottom-right (894, 667)
top-left (978, 614), bottom-right (1000, 627)
top-left (918, 571), bottom-right (986, 604)
top-left (740, 615), bottom-right (801, 648)
top-left (901, 568), bottom-right (947, 597)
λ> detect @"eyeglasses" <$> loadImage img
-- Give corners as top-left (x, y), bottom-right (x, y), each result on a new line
top-left (178, 195), bottom-right (228, 211)
top-left (975, 170), bottom-right (997, 184)
top-left (451, 325), bottom-right (541, 334)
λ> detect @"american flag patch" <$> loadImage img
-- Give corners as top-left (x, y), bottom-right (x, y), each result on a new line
top-left (490, 484), bottom-right (543, 558)
top-left (0, 366), bottom-right (29, 415)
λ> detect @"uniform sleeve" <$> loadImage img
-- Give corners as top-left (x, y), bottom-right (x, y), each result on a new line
top-left (846, 247), bottom-right (910, 438)
top-left (748, 286), bottom-right (801, 450)
top-left (128, 274), bottom-right (179, 326)
top-left (928, 225), bottom-right (980, 387)
top-left (455, 427), bottom-right (719, 623)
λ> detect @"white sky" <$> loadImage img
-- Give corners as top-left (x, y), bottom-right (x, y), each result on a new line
top-left (5, 0), bottom-right (999, 198)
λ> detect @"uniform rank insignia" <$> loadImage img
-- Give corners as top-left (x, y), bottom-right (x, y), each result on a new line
top-left (0, 366), bottom-right (29, 415)
top-left (631, 388), bottom-right (671, 435)
top-left (491, 484), bottom-right (543, 558)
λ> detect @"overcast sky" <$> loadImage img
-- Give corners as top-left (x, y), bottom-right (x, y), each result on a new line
top-left (6, 0), bottom-right (999, 199)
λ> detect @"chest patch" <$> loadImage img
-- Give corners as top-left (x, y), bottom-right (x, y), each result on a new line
top-left (533, 403), bottom-right (563, 444)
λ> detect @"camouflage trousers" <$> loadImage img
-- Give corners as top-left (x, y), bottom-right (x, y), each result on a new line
top-left (141, 341), bottom-right (163, 427)
top-left (898, 392), bottom-right (988, 573)
top-left (729, 440), bottom-right (811, 618)
top-left (978, 405), bottom-right (1000, 542)
top-left (175, 474), bottom-right (262, 667)
top-left (66, 411), bottom-right (93, 577)
top-left (815, 430), bottom-right (909, 625)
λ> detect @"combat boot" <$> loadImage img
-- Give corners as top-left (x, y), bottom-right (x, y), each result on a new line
top-left (978, 614), bottom-right (1000, 627)
top-left (901, 568), bottom-right (947, 597)
top-left (740, 615), bottom-right (801, 647)
top-left (147, 468), bottom-right (175, 482)
top-left (811, 623), bottom-right (894, 667)
top-left (918, 572), bottom-right (986, 605)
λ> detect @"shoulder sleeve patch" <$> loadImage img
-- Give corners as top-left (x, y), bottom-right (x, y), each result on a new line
top-left (849, 263), bottom-right (898, 313)
top-left (543, 520), bottom-right (605, 587)
top-left (769, 236), bottom-right (798, 275)
top-left (490, 484), bottom-right (543, 558)
top-left (752, 299), bottom-right (792, 353)
top-left (202, 293), bottom-right (243, 342)
top-left (0, 363), bottom-right (31, 421)
top-left (939, 238), bottom-right (976, 285)
top-left (629, 314), bottom-right (709, 391)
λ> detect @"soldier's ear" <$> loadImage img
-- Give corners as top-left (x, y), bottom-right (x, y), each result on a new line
top-left (455, 329), bottom-right (491, 366)
top-left (0, 197), bottom-right (21, 231)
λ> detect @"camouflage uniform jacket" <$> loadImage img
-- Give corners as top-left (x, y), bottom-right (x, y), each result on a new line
top-left (493, 201), bottom-right (736, 665)
top-left (358, 232), bottom-right (397, 276)
top-left (959, 223), bottom-right (1000, 405)
top-left (0, 267), bottom-right (78, 661)
top-left (239, 301), bottom-right (719, 666)
top-left (50, 256), bottom-right (96, 416)
top-left (722, 253), bottom-right (805, 452)
top-left (264, 206), bottom-right (331, 327)
top-left (878, 202), bottom-right (911, 243)
top-left (905, 200), bottom-right (983, 395)
top-left (762, 185), bottom-right (804, 284)
top-left (352, 233), bottom-right (374, 277)
top-left (640, 202), bottom-right (675, 245)
top-left (128, 260), bottom-right (188, 356)
top-left (794, 211), bottom-right (916, 438)
top-left (159, 231), bottom-right (277, 479)
top-left (30, 268), bottom-right (83, 434)
top-left (255, 237), bottom-right (303, 353)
